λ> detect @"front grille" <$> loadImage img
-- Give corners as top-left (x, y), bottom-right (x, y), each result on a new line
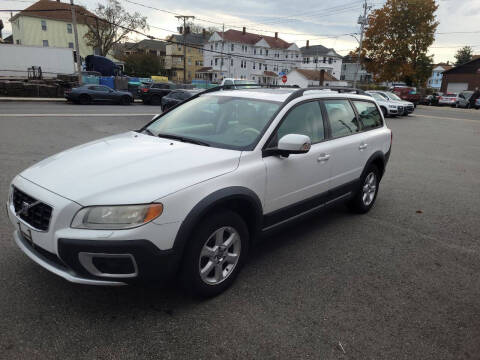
top-left (398, 106), bottom-right (404, 112)
top-left (13, 187), bottom-right (52, 231)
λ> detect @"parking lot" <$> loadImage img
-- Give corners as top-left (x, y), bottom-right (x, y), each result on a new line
top-left (0, 102), bottom-right (479, 359)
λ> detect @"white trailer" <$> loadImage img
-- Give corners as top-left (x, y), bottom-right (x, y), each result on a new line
top-left (0, 44), bottom-right (75, 78)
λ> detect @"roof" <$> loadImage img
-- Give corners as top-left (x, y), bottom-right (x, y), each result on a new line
top-left (294, 69), bottom-right (339, 81)
top-left (264, 71), bottom-right (278, 77)
top-left (300, 45), bottom-right (342, 58)
top-left (11, 0), bottom-right (96, 24)
top-left (217, 29), bottom-right (293, 49)
top-left (123, 39), bottom-right (166, 52)
top-left (202, 88), bottom-right (372, 103)
top-left (169, 33), bottom-right (207, 46)
top-left (434, 63), bottom-right (453, 71)
top-left (443, 57), bottom-right (480, 74)
top-left (196, 67), bottom-right (212, 72)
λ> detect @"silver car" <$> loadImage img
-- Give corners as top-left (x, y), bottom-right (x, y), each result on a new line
top-left (456, 91), bottom-right (474, 108)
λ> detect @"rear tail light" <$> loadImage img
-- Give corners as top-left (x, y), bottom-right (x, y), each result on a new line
top-left (142, 88), bottom-right (149, 92)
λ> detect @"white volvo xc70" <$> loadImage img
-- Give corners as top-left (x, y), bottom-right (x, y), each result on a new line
top-left (7, 87), bottom-right (392, 297)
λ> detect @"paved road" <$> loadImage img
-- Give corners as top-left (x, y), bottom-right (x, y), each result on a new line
top-left (0, 102), bottom-right (479, 359)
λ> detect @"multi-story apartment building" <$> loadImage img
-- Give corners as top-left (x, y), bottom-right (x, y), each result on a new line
top-left (299, 43), bottom-right (343, 80)
top-left (340, 54), bottom-right (373, 84)
top-left (427, 63), bottom-right (453, 90)
top-left (199, 28), bottom-right (301, 84)
top-left (165, 33), bottom-right (206, 83)
top-left (9, 0), bottom-right (96, 59)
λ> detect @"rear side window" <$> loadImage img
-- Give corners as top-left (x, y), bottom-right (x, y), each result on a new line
top-left (274, 101), bottom-right (324, 145)
top-left (324, 99), bottom-right (360, 138)
top-left (352, 101), bottom-right (383, 130)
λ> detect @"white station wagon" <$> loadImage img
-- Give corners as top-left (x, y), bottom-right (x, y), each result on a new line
top-left (7, 86), bottom-right (392, 297)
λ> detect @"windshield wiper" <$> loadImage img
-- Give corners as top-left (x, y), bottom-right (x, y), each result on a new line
top-left (142, 128), bottom-right (156, 136)
top-left (156, 133), bottom-right (210, 147)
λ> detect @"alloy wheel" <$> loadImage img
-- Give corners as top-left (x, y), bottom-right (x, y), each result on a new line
top-left (198, 226), bottom-right (241, 285)
top-left (362, 172), bottom-right (377, 206)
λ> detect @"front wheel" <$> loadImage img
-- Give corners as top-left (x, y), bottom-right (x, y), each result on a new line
top-left (348, 165), bottom-right (380, 214)
top-left (120, 96), bottom-right (131, 105)
top-left (381, 107), bottom-right (388, 118)
top-left (179, 210), bottom-right (249, 298)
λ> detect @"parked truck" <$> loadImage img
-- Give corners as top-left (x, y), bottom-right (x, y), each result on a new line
top-left (0, 44), bottom-right (75, 78)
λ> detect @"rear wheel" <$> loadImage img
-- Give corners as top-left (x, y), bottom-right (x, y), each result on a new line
top-left (179, 210), bottom-right (249, 298)
top-left (380, 107), bottom-right (388, 117)
top-left (150, 95), bottom-right (161, 105)
top-left (348, 165), bottom-right (380, 214)
top-left (79, 94), bottom-right (90, 105)
top-left (120, 96), bottom-right (131, 105)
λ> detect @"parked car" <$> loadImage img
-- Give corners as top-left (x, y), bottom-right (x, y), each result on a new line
top-left (8, 86), bottom-right (392, 297)
top-left (161, 89), bottom-right (204, 111)
top-left (476, 98), bottom-right (480, 109)
top-left (438, 93), bottom-right (458, 107)
top-left (365, 91), bottom-right (404, 117)
top-left (373, 91), bottom-right (415, 115)
top-left (424, 92), bottom-right (443, 106)
top-left (220, 78), bottom-right (258, 89)
top-left (140, 82), bottom-right (176, 105)
top-left (390, 86), bottom-right (422, 105)
top-left (65, 85), bottom-right (133, 105)
top-left (455, 91), bottom-right (474, 108)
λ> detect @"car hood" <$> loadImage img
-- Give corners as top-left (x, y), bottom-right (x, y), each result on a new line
top-left (20, 132), bottom-right (241, 205)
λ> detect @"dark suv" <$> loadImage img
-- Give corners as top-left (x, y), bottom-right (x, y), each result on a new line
top-left (140, 83), bottom-right (175, 105)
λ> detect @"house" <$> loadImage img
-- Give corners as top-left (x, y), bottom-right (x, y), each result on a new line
top-left (200, 28), bottom-right (301, 84)
top-left (299, 43), bottom-right (343, 80)
top-left (340, 54), bottom-right (373, 84)
top-left (9, 0), bottom-right (97, 59)
top-left (165, 33), bottom-right (206, 83)
top-left (427, 63), bottom-right (453, 90)
top-left (441, 57), bottom-right (480, 93)
top-left (284, 68), bottom-right (347, 88)
top-left (116, 39), bottom-right (167, 68)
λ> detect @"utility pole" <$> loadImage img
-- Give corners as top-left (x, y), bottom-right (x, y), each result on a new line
top-left (175, 15), bottom-right (195, 84)
top-left (220, 23), bottom-right (225, 80)
top-left (353, 0), bottom-right (370, 89)
top-left (70, 0), bottom-right (82, 84)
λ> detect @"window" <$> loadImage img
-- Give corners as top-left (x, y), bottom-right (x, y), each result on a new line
top-left (324, 99), bottom-right (360, 138)
top-left (273, 101), bottom-right (324, 145)
top-left (260, 49), bottom-right (262, 55)
top-left (215, 58), bottom-right (218, 66)
top-left (16, 40), bottom-right (20, 45)
top-left (210, 44), bottom-right (213, 50)
top-left (231, 44), bottom-right (234, 51)
top-left (68, 42), bottom-right (74, 49)
top-left (215, 43), bottom-right (218, 49)
top-left (253, 62), bottom-right (255, 69)
top-left (41, 20), bottom-right (47, 31)
top-left (323, 57), bottom-right (326, 63)
top-left (254, 48), bottom-right (256, 55)
top-left (42, 40), bottom-right (49, 47)
top-left (352, 101), bottom-right (383, 130)
top-left (210, 59), bottom-right (213, 66)
top-left (67, 23), bottom-right (72, 33)
top-left (328, 58), bottom-right (333, 64)
top-left (231, 58), bottom-right (233, 66)
top-left (265, 49), bottom-right (269, 56)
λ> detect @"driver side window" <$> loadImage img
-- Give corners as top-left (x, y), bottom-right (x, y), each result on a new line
top-left (271, 101), bottom-right (324, 146)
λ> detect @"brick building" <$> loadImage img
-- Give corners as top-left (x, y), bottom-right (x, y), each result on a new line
top-left (441, 57), bottom-right (480, 93)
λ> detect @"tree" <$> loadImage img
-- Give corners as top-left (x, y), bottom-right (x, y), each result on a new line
top-left (362, 0), bottom-right (438, 86)
top-left (123, 53), bottom-right (162, 77)
top-left (454, 46), bottom-right (473, 66)
top-left (82, 0), bottom-right (148, 57)
top-left (184, 22), bottom-right (219, 36)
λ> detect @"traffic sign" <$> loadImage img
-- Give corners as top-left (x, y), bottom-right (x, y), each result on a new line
top-left (281, 75), bottom-right (287, 83)
top-left (278, 71), bottom-right (285, 76)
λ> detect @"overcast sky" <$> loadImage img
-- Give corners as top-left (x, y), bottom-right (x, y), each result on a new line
top-left (1, 0), bottom-right (479, 63)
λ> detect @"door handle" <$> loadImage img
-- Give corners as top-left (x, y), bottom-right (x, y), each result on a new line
top-left (317, 154), bottom-right (330, 162)
top-left (359, 143), bottom-right (368, 150)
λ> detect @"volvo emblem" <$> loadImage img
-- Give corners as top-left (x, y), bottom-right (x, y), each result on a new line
top-left (16, 200), bottom-right (40, 217)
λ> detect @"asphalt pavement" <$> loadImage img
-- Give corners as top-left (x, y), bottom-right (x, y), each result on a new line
top-left (0, 102), bottom-right (479, 359)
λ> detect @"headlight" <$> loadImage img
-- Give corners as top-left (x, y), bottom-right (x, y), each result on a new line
top-left (71, 203), bottom-right (163, 230)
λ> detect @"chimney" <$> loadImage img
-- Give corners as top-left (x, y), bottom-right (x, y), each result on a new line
top-left (242, 27), bottom-right (246, 35)
top-left (275, 32), bottom-right (278, 39)
top-left (306, 40), bottom-right (309, 49)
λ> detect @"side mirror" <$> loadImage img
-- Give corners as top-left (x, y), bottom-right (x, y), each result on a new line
top-left (267, 134), bottom-right (311, 157)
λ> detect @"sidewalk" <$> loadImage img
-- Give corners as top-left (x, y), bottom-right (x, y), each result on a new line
top-left (0, 97), bottom-right (143, 103)
top-left (0, 97), bottom-right (66, 102)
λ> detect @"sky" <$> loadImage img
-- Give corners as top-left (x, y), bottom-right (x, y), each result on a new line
top-left (1, 0), bottom-right (479, 64)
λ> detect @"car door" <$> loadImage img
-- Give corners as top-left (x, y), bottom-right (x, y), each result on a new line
top-left (322, 98), bottom-right (366, 196)
top-left (91, 86), bottom-right (110, 102)
top-left (262, 100), bottom-right (334, 221)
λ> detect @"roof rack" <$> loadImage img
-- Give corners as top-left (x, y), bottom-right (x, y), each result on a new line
top-left (283, 86), bottom-right (365, 103)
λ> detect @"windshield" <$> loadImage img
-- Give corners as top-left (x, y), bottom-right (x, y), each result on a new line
top-left (384, 92), bottom-right (402, 101)
top-left (370, 93), bottom-right (386, 101)
top-left (145, 95), bottom-right (280, 150)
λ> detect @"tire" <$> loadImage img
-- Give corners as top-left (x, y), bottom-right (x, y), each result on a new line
top-left (348, 165), bottom-right (380, 214)
top-left (79, 94), bottom-right (91, 105)
top-left (380, 107), bottom-right (388, 117)
top-left (179, 209), bottom-right (249, 298)
top-left (150, 95), bottom-right (161, 105)
top-left (120, 96), bottom-right (131, 105)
